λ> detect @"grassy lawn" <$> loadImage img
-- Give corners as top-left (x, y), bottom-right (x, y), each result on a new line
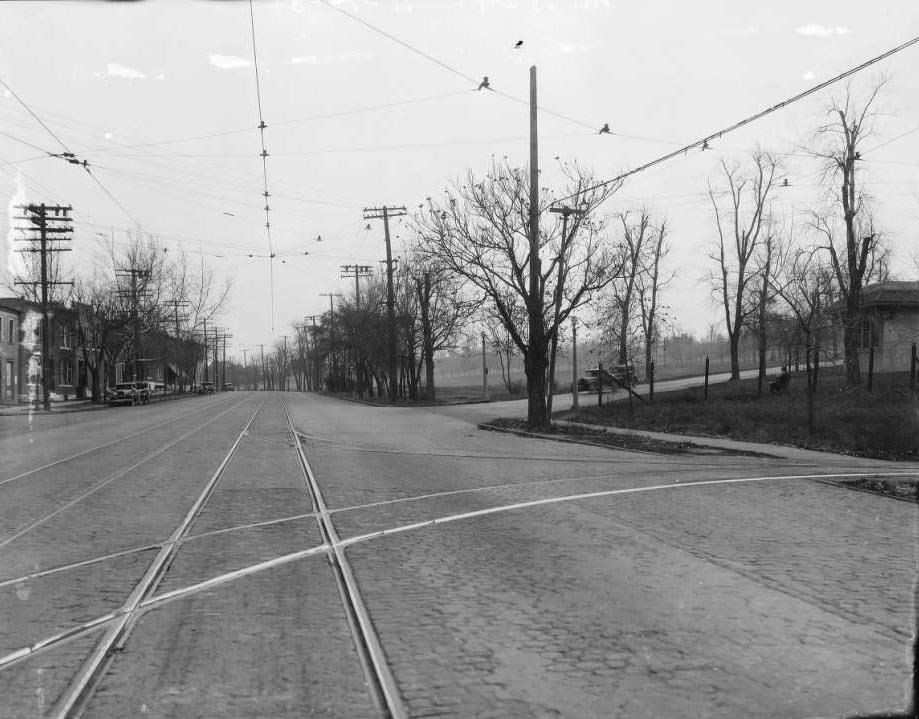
top-left (558, 369), bottom-right (919, 461)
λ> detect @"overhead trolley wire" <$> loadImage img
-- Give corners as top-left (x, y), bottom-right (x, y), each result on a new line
top-left (551, 34), bottom-right (919, 206)
top-left (0, 74), bottom-right (146, 230)
top-left (248, 0), bottom-right (276, 332)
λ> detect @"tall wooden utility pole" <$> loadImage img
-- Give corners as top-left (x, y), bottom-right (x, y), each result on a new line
top-left (165, 297), bottom-right (188, 393)
top-left (259, 343), bottom-right (266, 390)
top-left (571, 317), bottom-right (579, 409)
top-left (13, 203), bottom-right (74, 411)
top-left (526, 65), bottom-right (547, 428)
top-left (546, 204), bottom-right (585, 416)
top-left (115, 266), bottom-right (151, 382)
top-left (363, 205), bottom-right (407, 403)
top-left (319, 293), bottom-right (342, 390)
top-left (341, 264), bottom-right (373, 396)
top-left (202, 318), bottom-right (209, 384)
top-left (340, 264), bottom-right (373, 310)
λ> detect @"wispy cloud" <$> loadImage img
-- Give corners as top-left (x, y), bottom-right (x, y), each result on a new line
top-left (802, 70), bottom-right (816, 80)
top-left (209, 54), bottom-right (251, 70)
top-left (106, 63), bottom-right (146, 79)
top-left (796, 24), bottom-right (851, 36)
top-left (287, 51), bottom-right (372, 65)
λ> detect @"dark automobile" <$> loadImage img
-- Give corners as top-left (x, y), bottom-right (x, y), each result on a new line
top-left (198, 382), bottom-right (215, 395)
top-left (577, 364), bottom-right (638, 392)
top-left (222, 383), bottom-right (235, 391)
top-left (107, 382), bottom-right (150, 406)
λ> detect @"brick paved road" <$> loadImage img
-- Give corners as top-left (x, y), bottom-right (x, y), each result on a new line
top-left (0, 392), bottom-right (915, 718)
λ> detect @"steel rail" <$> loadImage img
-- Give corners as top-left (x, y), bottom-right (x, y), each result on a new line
top-left (49, 398), bottom-right (265, 719)
top-left (0, 394), bottom-right (239, 488)
top-left (0, 397), bottom-right (251, 551)
top-left (283, 399), bottom-right (408, 719)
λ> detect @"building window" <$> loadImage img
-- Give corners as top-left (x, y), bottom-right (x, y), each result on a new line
top-left (858, 320), bottom-right (878, 349)
top-left (7, 319), bottom-right (12, 344)
top-left (60, 324), bottom-right (72, 349)
top-left (58, 360), bottom-right (73, 387)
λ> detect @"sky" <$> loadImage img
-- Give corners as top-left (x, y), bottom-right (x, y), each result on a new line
top-left (0, 0), bottom-right (917, 358)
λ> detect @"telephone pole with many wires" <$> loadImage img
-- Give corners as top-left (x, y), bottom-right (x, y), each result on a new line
top-left (114, 266), bottom-right (151, 383)
top-left (165, 297), bottom-right (189, 393)
top-left (340, 264), bottom-right (373, 396)
top-left (319, 293), bottom-right (342, 390)
top-left (13, 203), bottom-right (74, 411)
top-left (363, 205), bottom-right (406, 402)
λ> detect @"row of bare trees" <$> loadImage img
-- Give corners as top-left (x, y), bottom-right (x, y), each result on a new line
top-left (288, 83), bottom-right (898, 430)
top-left (7, 232), bottom-right (229, 401)
top-left (707, 84), bottom-right (891, 389)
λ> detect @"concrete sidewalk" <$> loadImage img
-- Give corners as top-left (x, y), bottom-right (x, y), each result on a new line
top-left (0, 399), bottom-right (104, 416)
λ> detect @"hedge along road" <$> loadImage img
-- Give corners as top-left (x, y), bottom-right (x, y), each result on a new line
top-left (0, 391), bottom-right (915, 718)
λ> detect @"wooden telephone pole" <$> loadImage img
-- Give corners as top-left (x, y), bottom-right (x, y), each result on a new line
top-left (13, 203), bottom-right (74, 411)
top-left (362, 205), bottom-right (406, 403)
top-left (341, 264), bottom-right (373, 397)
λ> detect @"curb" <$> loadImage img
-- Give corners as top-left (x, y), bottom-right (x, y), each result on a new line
top-left (0, 391), bottom-right (201, 417)
top-left (477, 421), bottom-right (776, 458)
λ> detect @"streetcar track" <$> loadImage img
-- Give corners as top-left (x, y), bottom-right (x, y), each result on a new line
top-left (0, 397), bottom-right (252, 551)
top-left (0, 395), bottom-right (240, 488)
top-left (0, 542), bottom-right (331, 673)
top-left (284, 401), bottom-right (409, 719)
top-left (4, 463), bottom-right (913, 595)
top-left (47, 398), bottom-right (265, 719)
top-left (0, 511), bottom-right (322, 590)
top-left (3, 464), bottom-right (913, 687)
top-left (336, 470), bottom-right (919, 551)
top-left (294, 430), bottom-right (854, 470)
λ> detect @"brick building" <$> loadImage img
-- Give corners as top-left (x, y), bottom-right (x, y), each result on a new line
top-left (0, 297), bottom-right (85, 402)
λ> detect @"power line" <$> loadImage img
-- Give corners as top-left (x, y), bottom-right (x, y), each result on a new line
top-left (0, 77), bottom-right (71, 153)
top-left (0, 74), bottom-right (145, 231)
top-left (317, 0), bottom-right (606, 136)
top-left (553, 34), bottom-right (919, 205)
top-left (248, 0), bottom-right (276, 332)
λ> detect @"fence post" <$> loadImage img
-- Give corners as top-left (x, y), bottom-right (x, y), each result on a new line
top-left (911, 343), bottom-right (917, 391)
top-left (867, 345), bottom-right (874, 392)
top-left (649, 360), bottom-right (655, 403)
top-left (598, 361), bottom-right (603, 407)
top-left (704, 356), bottom-right (710, 398)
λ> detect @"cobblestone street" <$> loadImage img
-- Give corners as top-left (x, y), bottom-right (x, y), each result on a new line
top-left (0, 392), bottom-right (915, 718)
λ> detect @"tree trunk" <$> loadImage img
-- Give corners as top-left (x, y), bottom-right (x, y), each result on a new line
top-left (423, 344), bottom-right (435, 401)
top-left (524, 346), bottom-right (548, 429)
top-left (843, 300), bottom-right (861, 386)
top-left (728, 330), bottom-right (741, 380)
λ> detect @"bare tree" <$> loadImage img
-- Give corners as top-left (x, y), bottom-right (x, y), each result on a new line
top-left (708, 152), bottom-right (779, 380)
top-left (809, 82), bottom-right (888, 385)
top-left (416, 159), bottom-right (621, 428)
top-left (636, 219), bottom-right (673, 381)
top-left (770, 236), bottom-right (836, 432)
top-left (401, 250), bottom-right (478, 401)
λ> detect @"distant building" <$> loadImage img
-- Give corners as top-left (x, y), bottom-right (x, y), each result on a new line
top-left (0, 303), bottom-right (20, 403)
top-left (843, 281), bottom-right (919, 374)
top-left (0, 297), bottom-right (86, 403)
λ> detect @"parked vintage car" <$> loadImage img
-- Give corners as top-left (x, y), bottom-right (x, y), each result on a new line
top-left (198, 382), bottom-right (215, 395)
top-left (222, 383), bottom-right (235, 391)
top-left (106, 381), bottom-right (151, 406)
top-left (576, 364), bottom-right (638, 392)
